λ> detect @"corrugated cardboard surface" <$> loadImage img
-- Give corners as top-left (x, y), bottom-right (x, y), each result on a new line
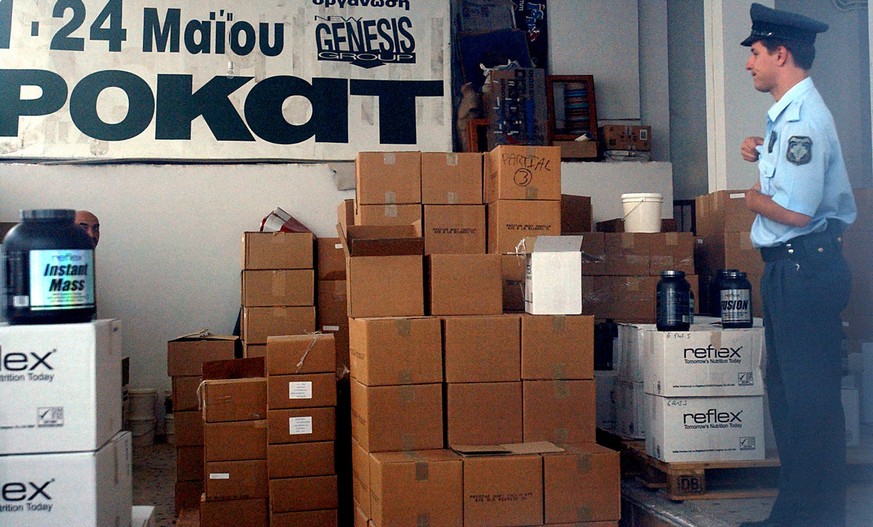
top-left (462, 454), bottom-right (543, 527)
top-left (242, 231), bottom-right (314, 270)
top-left (355, 151), bottom-right (422, 205)
top-left (421, 152), bottom-right (483, 205)
top-left (174, 410), bottom-right (204, 447)
top-left (446, 381), bottom-right (522, 446)
top-left (695, 231), bottom-right (764, 276)
top-left (354, 203), bottom-right (422, 226)
top-left (317, 237), bottom-right (346, 281)
top-left (561, 194), bottom-right (593, 234)
top-left (167, 335), bottom-right (237, 377)
top-left (203, 420), bottom-right (267, 461)
top-left (423, 204), bottom-right (487, 254)
top-left (268, 441), bottom-right (335, 479)
top-left (270, 510), bottom-right (338, 527)
top-left (172, 375), bottom-right (201, 411)
top-left (369, 449), bottom-right (463, 527)
top-left (484, 145), bottom-right (561, 203)
top-left (348, 317), bottom-right (442, 386)
top-left (205, 459), bottom-right (268, 500)
top-left (267, 373), bottom-right (337, 409)
top-left (501, 254), bottom-right (527, 312)
top-left (346, 255), bottom-right (424, 318)
top-left (199, 497), bottom-right (268, 527)
top-left (266, 333), bottom-right (336, 375)
top-left (351, 438), bottom-right (371, 517)
top-left (443, 315), bottom-right (521, 383)
top-left (487, 200), bottom-right (561, 254)
top-left (317, 279), bottom-right (348, 328)
top-left (202, 378), bottom-right (267, 422)
top-left (522, 379), bottom-right (596, 445)
top-left (350, 380), bottom-right (443, 453)
top-left (175, 446), bottom-right (203, 482)
top-left (521, 315), bottom-right (594, 380)
top-left (241, 306), bottom-right (316, 344)
top-left (266, 407), bottom-right (336, 445)
top-left (428, 254), bottom-right (503, 315)
top-left (269, 475), bottom-right (339, 513)
top-left (241, 269), bottom-right (314, 306)
top-left (694, 190), bottom-right (756, 236)
top-left (543, 444), bottom-right (621, 523)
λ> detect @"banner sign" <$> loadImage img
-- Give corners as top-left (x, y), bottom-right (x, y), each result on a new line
top-left (0, 0), bottom-right (451, 160)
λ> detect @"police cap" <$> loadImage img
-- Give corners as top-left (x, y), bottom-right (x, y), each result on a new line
top-left (741, 3), bottom-right (828, 47)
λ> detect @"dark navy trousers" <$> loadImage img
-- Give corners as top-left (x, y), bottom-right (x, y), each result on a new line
top-left (761, 249), bottom-right (850, 527)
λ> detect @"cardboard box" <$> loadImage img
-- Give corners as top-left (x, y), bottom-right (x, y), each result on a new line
top-left (596, 218), bottom-right (677, 234)
top-left (270, 510), bottom-right (338, 527)
top-left (350, 379), bottom-right (443, 452)
top-left (602, 233), bottom-right (651, 276)
top-left (338, 199), bottom-right (355, 234)
top-left (268, 441), bottom-right (335, 479)
top-left (501, 253), bottom-right (527, 312)
top-left (241, 269), bottom-right (314, 307)
top-left (369, 449), bottom-right (463, 527)
top-left (695, 231), bottom-right (764, 277)
top-left (522, 379), bottom-right (596, 445)
top-left (173, 375), bottom-right (201, 411)
top-left (176, 446), bottom-right (204, 482)
top-left (244, 343), bottom-right (266, 358)
top-left (521, 315), bottom-right (594, 380)
top-left (268, 373), bottom-right (337, 409)
top-left (462, 452), bottom-right (543, 527)
top-left (615, 379), bottom-right (646, 439)
top-left (443, 315), bottom-right (521, 383)
top-left (199, 497), bottom-right (267, 527)
top-left (554, 139), bottom-right (598, 160)
top-left (579, 231), bottom-right (606, 276)
top-left (201, 378), bottom-right (267, 422)
top-left (524, 235), bottom-right (584, 315)
top-left (484, 70), bottom-right (549, 152)
top-left (317, 237), bottom-right (346, 280)
top-left (543, 443), bottom-right (621, 523)
top-left (695, 190), bottom-right (756, 236)
top-left (351, 438), bottom-right (371, 516)
top-left (266, 333), bottom-right (336, 375)
top-left (355, 151), bottom-right (422, 205)
top-left (0, 431), bottom-right (131, 527)
top-left (446, 382), bottom-right (522, 446)
top-left (0, 320), bottom-right (121, 454)
top-left (421, 152), bottom-right (483, 204)
top-left (348, 316), bottom-right (442, 386)
top-left (561, 194), bottom-right (593, 234)
top-left (339, 224), bottom-right (425, 318)
top-left (586, 275), bottom-right (700, 323)
top-left (484, 145), bottom-right (561, 203)
top-left (174, 479), bottom-right (203, 514)
top-left (267, 407), bottom-right (336, 445)
top-left (649, 232), bottom-right (695, 275)
top-left (242, 231), bottom-right (314, 270)
top-left (428, 254), bottom-right (503, 315)
top-left (354, 203), bottom-right (422, 227)
top-left (317, 280), bottom-right (348, 328)
top-left (487, 200), bottom-right (562, 254)
top-left (203, 420), bottom-right (268, 461)
top-left (174, 410), bottom-right (204, 447)
top-left (241, 306), bottom-right (316, 345)
top-left (167, 332), bottom-right (238, 377)
top-left (646, 394), bottom-right (766, 462)
top-left (204, 459), bottom-right (268, 500)
top-left (423, 204), bottom-right (487, 254)
top-left (600, 125), bottom-right (652, 151)
top-left (269, 475), bottom-right (339, 513)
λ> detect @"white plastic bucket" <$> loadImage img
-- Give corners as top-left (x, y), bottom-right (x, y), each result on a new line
top-left (622, 193), bottom-right (663, 233)
top-left (130, 417), bottom-right (155, 447)
top-left (128, 388), bottom-right (157, 420)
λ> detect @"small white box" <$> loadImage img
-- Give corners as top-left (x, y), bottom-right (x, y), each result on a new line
top-left (595, 370), bottom-right (618, 432)
top-left (643, 326), bottom-right (765, 397)
top-left (132, 505), bottom-right (155, 527)
top-left (0, 319), bottom-right (122, 454)
top-left (843, 385), bottom-right (860, 447)
top-left (616, 323), bottom-right (655, 383)
top-left (524, 235), bottom-right (583, 315)
top-left (646, 394), bottom-right (765, 463)
top-left (0, 431), bottom-right (132, 527)
top-left (615, 378), bottom-right (646, 439)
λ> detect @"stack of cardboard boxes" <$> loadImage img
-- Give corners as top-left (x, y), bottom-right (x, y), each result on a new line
top-left (316, 236), bottom-right (350, 373)
top-left (0, 320), bottom-right (132, 527)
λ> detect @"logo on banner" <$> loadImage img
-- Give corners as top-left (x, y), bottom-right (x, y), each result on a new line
top-left (315, 16), bottom-right (416, 68)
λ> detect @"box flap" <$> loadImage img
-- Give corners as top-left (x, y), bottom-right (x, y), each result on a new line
top-left (171, 330), bottom-right (238, 342)
top-left (531, 235), bottom-right (584, 253)
top-left (202, 357), bottom-right (265, 380)
top-left (343, 223), bottom-right (423, 257)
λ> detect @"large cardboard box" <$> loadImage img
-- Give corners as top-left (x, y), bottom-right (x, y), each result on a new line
top-left (241, 269), bottom-right (314, 306)
top-left (167, 332), bottom-right (237, 377)
top-left (242, 231), bottom-right (314, 270)
top-left (521, 315), bottom-right (594, 380)
top-left (204, 459), bottom-right (268, 500)
top-left (267, 407), bottom-right (336, 445)
top-left (501, 253), bottom-right (527, 312)
top-left (202, 377), bottom-right (267, 422)
top-left (355, 151), bottom-right (422, 205)
top-left (174, 479), bottom-right (203, 514)
top-left (266, 333), bottom-right (336, 375)
top-left (0, 320), bottom-right (121, 454)
top-left (350, 380), bottom-right (443, 452)
top-left (354, 203), bottom-right (422, 227)
top-left (602, 233), bottom-right (651, 276)
top-left (241, 306), bottom-right (316, 344)
top-left (462, 452), bottom-right (543, 527)
top-left (560, 194), bottom-right (593, 234)
top-left (649, 232), bottom-right (696, 275)
top-left (695, 231), bottom-right (764, 277)
top-left (694, 190), bottom-right (756, 236)
top-left (522, 379), bottom-right (596, 445)
top-left (174, 409), bottom-right (204, 446)
top-left (348, 316), bottom-right (442, 386)
top-left (428, 254), bottom-right (503, 315)
top-left (554, 139), bottom-right (598, 160)
top-left (484, 145), bottom-right (561, 203)
top-left (443, 314), bottom-right (520, 383)
top-left (423, 204), bottom-right (487, 254)
top-left (173, 375), bottom-right (201, 411)
top-left (446, 381), bottom-right (522, 446)
top-left (267, 373), bottom-right (337, 409)
top-left (0, 431), bottom-right (131, 527)
top-left (340, 224), bottom-right (425, 318)
top-left (317, 279), bottom-right (348, 328)
top-left (268, 441), bottom-right (335, 479)
top-left (646, 394), bottom-right (766, 462)
top-left (488, 199), bottom-right (562, 254)
top-left (269, 475), bottom-right (339, 513)
top-left (351, 438), bottom-right (371, 517)
top-left (421, 152), bottom-right (483, 204)
top-left (176, 446), bottom-right (204, 482)
top-left (543, 443), bottom-right (621, 524)
top-left (600, 124), bottom-right (652, 151)
top-left (203, 419), bottom-right (268, 461)
top-left (317, 237), bottom-right (346, 281)
top-left (369, 449), bottom-right (463, 527)
top-left (524, 235), bottom-right (584, 315)
top-left (271, 510), bottom-right (338, 527)
top-left (199, 497), bottom-right (268, 527)
top-left (579, 231), bottom-right (607, 276)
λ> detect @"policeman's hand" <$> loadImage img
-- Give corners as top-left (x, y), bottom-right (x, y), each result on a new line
top-left (741, 136), bottom-right (764, 162)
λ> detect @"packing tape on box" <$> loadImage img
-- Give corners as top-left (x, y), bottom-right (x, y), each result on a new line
top-left (271, 271), bottom-right (286, 297)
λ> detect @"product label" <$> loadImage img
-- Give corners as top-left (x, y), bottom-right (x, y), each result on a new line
top-left (288, 381), bottom-right (313, 400)
top-left (28, 249), bottom-right (95, 310)
top-left (289, 416), bottom-right (313, 435)
top-left (721, 289), bottom-right (751, 324)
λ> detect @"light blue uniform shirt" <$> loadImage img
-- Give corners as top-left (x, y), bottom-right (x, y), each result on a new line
top-left (750, 77), bottom-right (856, 248)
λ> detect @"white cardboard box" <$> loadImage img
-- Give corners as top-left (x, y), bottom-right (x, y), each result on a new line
top-left (0, 431), bottom-right (132, 527)
top-left (614, 378), bottom-right (646, 439)
top-left (0, 319), bottom-right (122, 454)
top-left (616, 323), bottom-right (654, 383)
top-left (132, 505), bottom-right (155, 527)
top-left (524, 235), bottom-right (583, 315)
top-left (643, 326), bottom-right (765, 397)
top-left (646, 394), bottom-right (765, 463)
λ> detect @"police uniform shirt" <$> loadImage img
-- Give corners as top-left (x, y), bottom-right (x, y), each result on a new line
top-left (750, 77), bottom-right (856, 248)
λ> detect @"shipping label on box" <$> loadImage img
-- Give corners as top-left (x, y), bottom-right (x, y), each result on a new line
top-left (0, 320), bottom-right (121, 454)
top-left (645, 394), bottom-right (765, 463)
top-left (524, 235), bottom-right (583, 315)
top-left (267, 373), bottom-right (337, 409)
top-left (0, 431), bottom-right (132, 527)
top-left (643, 326), bottom-right (765, 397)
top-left (267, 407), bottom-right (336, 445)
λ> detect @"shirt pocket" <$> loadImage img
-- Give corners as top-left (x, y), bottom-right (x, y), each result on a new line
top-left (758, 153), bottom-right (776, 194)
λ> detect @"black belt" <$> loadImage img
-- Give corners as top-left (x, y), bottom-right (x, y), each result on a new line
top-left (760, 226), bottom-right (844, 263)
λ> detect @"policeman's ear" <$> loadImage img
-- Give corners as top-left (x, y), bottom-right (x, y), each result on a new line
top-left (774, 46), bottom-right (789, 66)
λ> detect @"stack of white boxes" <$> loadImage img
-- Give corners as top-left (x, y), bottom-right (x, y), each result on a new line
top-left (0, 319), bottom-right (132, 526)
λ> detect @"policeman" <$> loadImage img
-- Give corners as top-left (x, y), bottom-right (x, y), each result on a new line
top-left (740, 4), bottom-right (856, 527)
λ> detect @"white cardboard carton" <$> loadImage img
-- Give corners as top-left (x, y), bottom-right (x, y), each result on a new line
top-left (0, 431), bottom-right (132, 527)
top-left (643, 326), bottom-right (765, 397)
top-left (594, 370), bottom-right (617, 432)
top-left (614, 378), bottom-right (646, 439)
top-left (646, 394), bottom-right (765, 463)
top-left (524, 235), bottom-right (583, 315)
top-left (616, 323), bottom-right (654, 383)
top-left (0, 319), bottom-right (122, 454)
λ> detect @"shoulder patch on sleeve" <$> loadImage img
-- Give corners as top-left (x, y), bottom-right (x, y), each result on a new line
top-left (786, 136), bottom-right (812, 165)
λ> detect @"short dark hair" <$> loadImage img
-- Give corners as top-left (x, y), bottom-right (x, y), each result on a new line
top-left (760, 38), bottom-right (816, 70)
